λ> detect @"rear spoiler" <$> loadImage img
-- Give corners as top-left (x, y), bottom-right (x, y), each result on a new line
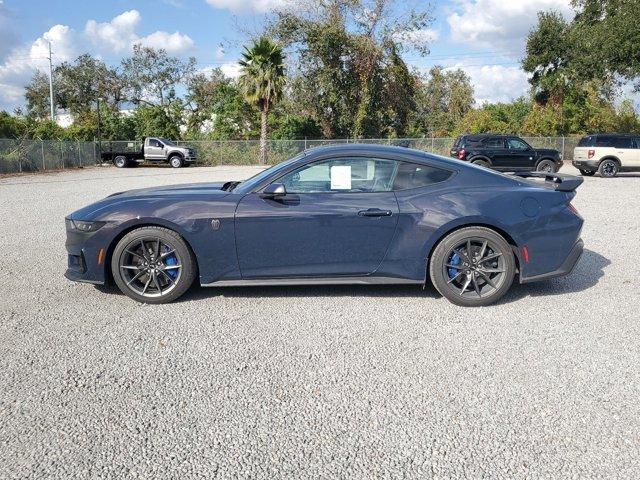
top-left (512, 171), bottom-right (584, 192)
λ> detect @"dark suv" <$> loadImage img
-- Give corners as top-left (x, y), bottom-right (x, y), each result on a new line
top-left (450, 134), bottom-right (563, 172)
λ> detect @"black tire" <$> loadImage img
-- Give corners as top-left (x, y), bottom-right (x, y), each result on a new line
top-left (114, 156), bottom-right (128, 168)
top-left (111, 226), bottom-right (197, 304)
top-left (429, 226), bottom-right (516, 307)
top-left (169, 155), bottom-right (184, 168)
top-left (536, 159), bottom-right (556, 173)
top-left (579, 169), bottom-right (596, 177)
top-left (598, 159), bottom-right (619, 178)
top-left (471, 159), bottom-right (490, 168)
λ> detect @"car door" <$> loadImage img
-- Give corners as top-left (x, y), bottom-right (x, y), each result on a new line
top-left (234, 156), bottom-right (400, 278)
top-left (505, 137), bottom-right (536, 170)
top-left (145, 138), bottom-right (165, 160)
top-left (632, 138), bottom-right (640, 167)
top-left (611, 136), bottom-right (635, 167)
top-left (480, 137), bottom-right (509, 168)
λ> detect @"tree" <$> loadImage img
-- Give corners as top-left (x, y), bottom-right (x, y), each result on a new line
top-left (412, 67), bottom-right (474, 135)
top-left (24, 55), bottom-right (124, 119)
top-left (238, 37), bottom-right (286, 164)
top-left (269, 0), bottom-right (434, 138)
top-left (121, 45), bottom-right (196, 109)
top-left (184, 68), bottom-right (258, 139)
top-left (523, 11), bottom-right (572, 107)
top-left (571, 0), bottom-right (640, 90)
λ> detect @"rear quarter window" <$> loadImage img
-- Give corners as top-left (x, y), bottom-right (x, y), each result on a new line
top-left (393, 162), bottom-right (452, 190)
top-left (594, 136), bottom-right (616, 147)
top-left (481, 138), bottom-right (505, 148)
top-left (577, 136), bottom-right (594, 147)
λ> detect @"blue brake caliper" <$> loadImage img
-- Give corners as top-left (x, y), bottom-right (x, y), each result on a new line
top-left (163, 245), bottom-right (178, 279)
top-left (448, 253), bottom-right (461, 279)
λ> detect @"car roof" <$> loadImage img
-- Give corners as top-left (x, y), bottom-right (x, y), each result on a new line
top-left (301, 143), bottom-right (466, 170)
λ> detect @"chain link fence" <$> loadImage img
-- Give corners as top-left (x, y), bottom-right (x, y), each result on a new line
top-left (1, 136), bottom-right (582, 175)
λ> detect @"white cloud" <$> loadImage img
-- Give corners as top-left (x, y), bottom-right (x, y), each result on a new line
top-left (0, 9), bottom-right (196, 111)
top-left (392, 29), bottom-right (440, 46)
top-left (455, 64), bottom-right (529, 104)
top-left (0, 24), bottom-right (78, 109)
top-left (204, 0), bottom-right (290, 13)
top-left (138, 31), bottom-right (194, 54)
top-left (84, 10), bottom-right (193, 54)
top-left (84, 10), bottom-right (140, 53)
top-left (220, 62), bottom-right (242, 79)
top-left (447, 0), bottom-right (573, 51)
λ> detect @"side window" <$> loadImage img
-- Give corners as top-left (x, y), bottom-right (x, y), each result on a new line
top-left (634, 138), bottom-right (640, 149)
top-left (578, 136), bottom-right (594, 147)
top-left (595, 136), bottom-right (615, 147)
top-left (612, 137), bottom-right (633, 149)
top-left (507, 138), bottom-right (529, 150)
top-left (392, 162), bottom-right (452, 190)
top-left (149, 139), bottom-right (161, 148)
top-left (482, 138), bottom-right (505, 148)
top-left (278, 157), bottom-right (397, 193)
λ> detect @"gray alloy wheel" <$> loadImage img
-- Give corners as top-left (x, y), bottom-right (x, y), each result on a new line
top-left (429, 226), bottom-right (516, 307)
top-left (536, 159), bottom-right (556, 173)
top-left (579, 169), bottom-right (596, 176)
top-left (598, 159), bottom-right (619, 178)
top-left (471, 159), bottom-right (490, 168)
top-left (111, 226), bottom-right (196, 304)
top-left (170, 155), bottom-right (184, 168)
top-left (114, 156), bottom-right (128, 168)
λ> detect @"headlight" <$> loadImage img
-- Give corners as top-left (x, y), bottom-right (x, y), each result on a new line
top-left (65, 219), bottom-right (105, 233)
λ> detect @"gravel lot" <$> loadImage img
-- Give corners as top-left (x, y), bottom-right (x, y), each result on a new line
top-left (0, 164), bottom-right (639, 479)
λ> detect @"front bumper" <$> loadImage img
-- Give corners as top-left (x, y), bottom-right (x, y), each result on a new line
top-left (520, 239), bottom-right (584, 284)
top-left (64, 222), bottom-right (113, 285)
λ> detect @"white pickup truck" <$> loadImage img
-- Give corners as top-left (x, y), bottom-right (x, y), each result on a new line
top-left (101, 137), bottom-right (197, 168)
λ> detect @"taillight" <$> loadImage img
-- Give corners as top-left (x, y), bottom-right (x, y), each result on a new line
top-left (457, 148), bottom-right (466, 160)
top-left (587, 149), bottom-right (595, 159)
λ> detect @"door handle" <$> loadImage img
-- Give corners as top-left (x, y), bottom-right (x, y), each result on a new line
top-left (358, 208), bottom-right (392, 217)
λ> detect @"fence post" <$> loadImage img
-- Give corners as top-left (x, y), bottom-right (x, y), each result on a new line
top-left (59, 141), bottom-right (64, 169)
top-left (304, 137), bottom-right (307, 150)
top-left (561, 136), bottom-right (566, 162)
top-left (41, 140), bottom-right (45, 171)
top-left (77, 140), bottom-right (82, 167)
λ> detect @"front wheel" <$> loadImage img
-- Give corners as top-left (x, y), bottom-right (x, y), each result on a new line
top-left (536, 159), bottom-right (556, 173)
top-left (111, 226), bottom-right (197, 304)
top-left (429, 227), bottom-right (516, 307)
top-left (169, 156), bottom-right (184, 168)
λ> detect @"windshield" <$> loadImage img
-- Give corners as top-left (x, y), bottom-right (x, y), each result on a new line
top-left (233, 153), bottom-right (306, 194)
top-left (160, 138), bottom-right (177, 146)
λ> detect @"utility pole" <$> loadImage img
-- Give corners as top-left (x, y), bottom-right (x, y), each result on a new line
top-left (96, 97), bottom-right (102, 157)
top-left (47, 42), bottom-right (55, 121)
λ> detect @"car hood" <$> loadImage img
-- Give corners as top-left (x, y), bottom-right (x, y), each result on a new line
top-left (68, 182), bottom-right (234, 220)
top-left (107, 182), bottom-right (230, 198)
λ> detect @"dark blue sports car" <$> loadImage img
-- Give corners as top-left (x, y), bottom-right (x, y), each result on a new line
top-left (65, 144), bottom-right (584, 306)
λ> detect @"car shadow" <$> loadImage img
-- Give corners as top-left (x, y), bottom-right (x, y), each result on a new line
top-left (95, 248), bottom-right (609, 305)
top-left (496, 248), bottom-right (609, 305)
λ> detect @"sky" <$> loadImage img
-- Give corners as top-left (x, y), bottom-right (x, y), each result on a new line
top-left (0, 0), bottom-right (629, 113)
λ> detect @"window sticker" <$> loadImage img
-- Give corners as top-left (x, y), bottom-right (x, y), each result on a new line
top-left (330, 165), bottom-right (352, 190)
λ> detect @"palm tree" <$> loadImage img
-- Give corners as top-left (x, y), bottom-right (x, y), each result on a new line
top-left (238, 37), bottom-right (285, 165)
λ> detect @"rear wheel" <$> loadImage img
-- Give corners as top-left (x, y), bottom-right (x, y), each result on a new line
top-left (114, 156), bottom-right (128, 168)
top-left (170, 155), bottom-right (184, 168)
top-left (471, 159), bottom-right (490, 168)
top-left (111, 226), bottom-right (196, 304)
top-left (536, 159), bottom-right (556, 173)
top-left (578, 169), bottom-right (596, 176)
top-left (429, 227), bottom-right (516, 307)
top-left (598, 159), bottom-right (619, 177)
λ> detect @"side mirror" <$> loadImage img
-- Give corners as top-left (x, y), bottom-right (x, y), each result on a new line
top-left (261, 183), bottom-right (286, 198)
